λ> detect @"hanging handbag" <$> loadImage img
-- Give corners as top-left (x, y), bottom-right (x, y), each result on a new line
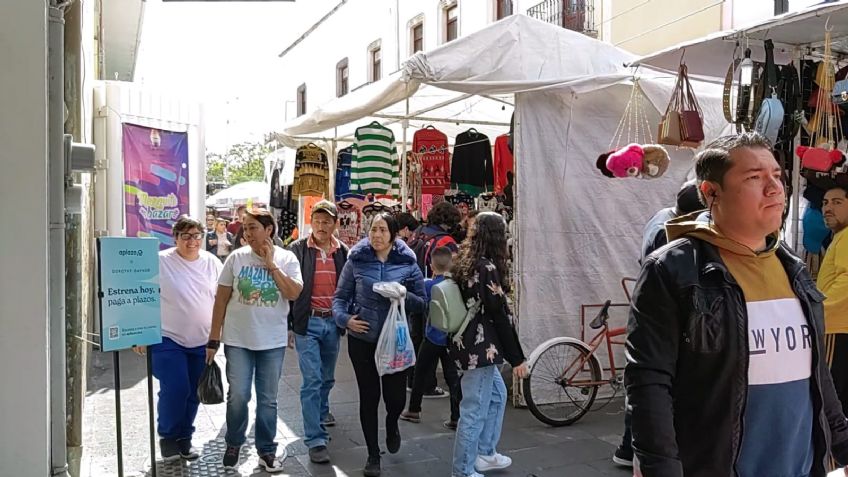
top-left (659, 63), bottom-right (704, 148)
top-left (754, 40), bottom-right (785, 144)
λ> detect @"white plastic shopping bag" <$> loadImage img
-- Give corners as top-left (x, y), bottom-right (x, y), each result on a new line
top-left (373, 282), bottom-right (416, 376)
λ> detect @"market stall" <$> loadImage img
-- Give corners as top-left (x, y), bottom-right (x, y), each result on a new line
top-left (273, 14), bottom-right (731, 351)
top-left (632, 0), bottom-right (848, 275)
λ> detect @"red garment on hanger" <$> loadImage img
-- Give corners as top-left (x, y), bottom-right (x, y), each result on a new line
top-left (413, 127), bottom-right (450, 195)
top-left (493, 134), bottom-right (514, 193)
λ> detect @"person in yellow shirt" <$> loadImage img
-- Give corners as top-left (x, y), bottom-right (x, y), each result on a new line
top-left (818, 184), bottom-right (848, 417)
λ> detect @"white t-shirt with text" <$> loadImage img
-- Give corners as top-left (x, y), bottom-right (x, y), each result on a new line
top-left (159, 248), bottom-right (224, 348)
top-left (218, 246), bottom-right (303, 350)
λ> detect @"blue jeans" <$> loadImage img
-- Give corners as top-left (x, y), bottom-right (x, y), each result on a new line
top-left (224, 345), bottom-right (286, 455)
top-left (150, 337), bottom-right (206, 441)
top-left (295, 316), bottom-right (341, 448)
top-left (452, 365), bottom-right (507, 477)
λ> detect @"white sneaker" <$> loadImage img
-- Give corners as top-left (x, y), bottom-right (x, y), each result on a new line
top-left (452, 473), bottom-right (484, 477)
top-left (475, 452), bottom-right (512, 472)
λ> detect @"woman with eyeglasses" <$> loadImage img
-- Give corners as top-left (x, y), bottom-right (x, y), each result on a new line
top-left (206, 208), bottom-right (304, 473)
top-left (133, 216), bottom-right (223, 462)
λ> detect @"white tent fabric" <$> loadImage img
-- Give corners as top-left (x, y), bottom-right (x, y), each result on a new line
top-left (274, 14), bottom-right (731, 353)
top-left (205, 181), bottom-right (270, 208)
top-left (632, 1), bottom-right (848, 78)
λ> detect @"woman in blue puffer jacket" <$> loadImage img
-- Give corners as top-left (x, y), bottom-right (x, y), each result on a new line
top-left (333, 212), bottom-right (426, 477)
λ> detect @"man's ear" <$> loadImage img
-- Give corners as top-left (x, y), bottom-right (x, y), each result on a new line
top-left (700, 181), bottom-right (719, 203)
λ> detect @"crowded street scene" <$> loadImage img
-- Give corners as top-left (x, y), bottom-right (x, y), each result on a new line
top-left (7, 1), bottom-right (848, 476)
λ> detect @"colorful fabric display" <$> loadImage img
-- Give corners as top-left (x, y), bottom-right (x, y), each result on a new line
top-left (413, 126), bottom-right (450, 195)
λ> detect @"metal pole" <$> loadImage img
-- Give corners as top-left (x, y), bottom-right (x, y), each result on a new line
top-left (790, 49), bottom-right (802, 253)
top-left (401, 91), bottom-right (410, 211)
top-left (114, 352), bottom-right (125, 477)
top-left (48, 5), bottom-right (70, 476)
top-left (147, 352), bottom-right (157, 477)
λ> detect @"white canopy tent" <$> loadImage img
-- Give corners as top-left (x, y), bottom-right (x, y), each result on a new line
top-left (276, 15), bottom-right (731, 352)
top-left (205, 181), bottom-right (270, 209)
top-left (632, 0), bottom-right (848, 256)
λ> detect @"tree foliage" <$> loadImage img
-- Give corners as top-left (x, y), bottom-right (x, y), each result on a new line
top-left (206, 141), bottom-right (271, 186)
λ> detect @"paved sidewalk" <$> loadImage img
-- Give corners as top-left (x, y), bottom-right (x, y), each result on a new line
top-left (81, 341), bottom-right (632, 477)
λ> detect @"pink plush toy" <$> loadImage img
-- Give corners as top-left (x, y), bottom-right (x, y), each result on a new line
top-left (606, 143), bottom-right (645, 178)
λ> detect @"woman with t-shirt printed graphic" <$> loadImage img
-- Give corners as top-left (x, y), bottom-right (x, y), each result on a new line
top-left (206, 209), bottom-right (304, 473)
top-left (134, 216), bottom-right (223, 463)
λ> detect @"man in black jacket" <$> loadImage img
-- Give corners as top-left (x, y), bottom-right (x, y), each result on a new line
top-left (626, 133), bottom-right (848, 477)
top-left (288, 201), bottom-right (349, 465)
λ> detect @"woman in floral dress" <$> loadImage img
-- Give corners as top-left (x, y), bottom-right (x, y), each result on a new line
top-left (449, 211), bottom-right (529, 477)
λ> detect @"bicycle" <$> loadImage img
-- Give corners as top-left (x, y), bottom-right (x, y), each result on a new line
top-left (523, 278), bottom-right (636, 427)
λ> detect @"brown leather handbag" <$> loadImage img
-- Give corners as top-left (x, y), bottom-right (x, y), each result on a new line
top-left (659, 64), bottom-right (705, 148)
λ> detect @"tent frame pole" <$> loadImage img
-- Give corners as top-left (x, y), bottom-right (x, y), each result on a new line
top-left (401, 87), bottom-right (410, 211)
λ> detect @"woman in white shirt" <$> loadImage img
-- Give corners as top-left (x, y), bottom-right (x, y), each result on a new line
top-left (134, 216), bottom-right (223, 462)
top-left (206, 208), bottom-right (304, 473)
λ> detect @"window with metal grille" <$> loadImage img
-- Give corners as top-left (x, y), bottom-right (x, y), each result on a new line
top-left (774, 0), bottom-right (789, 15)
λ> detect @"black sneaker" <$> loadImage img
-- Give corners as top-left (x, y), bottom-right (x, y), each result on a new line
top-left (443, 420), bottom-right (458, 431)
top-left (222, 445), bottom-right (240, 470)
top-left (259, 453), bottom-right (285, 473)
top-left (309, 445), bottom-right (331, 464)
top-left (422, 386), bottom-right (448, 399)
top-left (612, 445), bottom-right (634, 467)
top-left (386, 426), bottom-right (401, 454)
top-left (363, 456), bottom-right (381, 477)
top-left (323, 412), bottom-right (336, 427)
top-left (176, 438), bottom-right (199, 461)
top-left (159, 439), bottom-right (180, 463)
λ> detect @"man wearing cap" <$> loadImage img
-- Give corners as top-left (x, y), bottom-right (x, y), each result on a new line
top-left (639, 180), bottom-right (704, 264)
top-left (288, 200), bottom-right (349, 464)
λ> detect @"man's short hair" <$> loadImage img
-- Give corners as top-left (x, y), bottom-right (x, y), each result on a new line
top-left (396, 212), bottom-right (420, 231)
top-left (430, 246), bottom-right (453, 273)
top-left (826, 185), bottom-right (848, 198)
top-left (694, 132), bottom-right (773, 205)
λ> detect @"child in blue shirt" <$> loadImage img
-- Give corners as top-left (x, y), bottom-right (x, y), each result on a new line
top-left (400, 246), bottom-right (462, 429)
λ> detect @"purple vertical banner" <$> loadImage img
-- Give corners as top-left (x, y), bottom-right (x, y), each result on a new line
top-left (122, 124), bottom-right (190, 250)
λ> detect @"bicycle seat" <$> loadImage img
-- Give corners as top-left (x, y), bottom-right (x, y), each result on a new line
top-left (589, 300), bottom-right (612, 329)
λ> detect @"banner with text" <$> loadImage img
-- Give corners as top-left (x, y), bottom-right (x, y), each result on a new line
top-left (123, 123), bottom-right (190, 250)
top-left (97, 237), bottom-right (162, 352)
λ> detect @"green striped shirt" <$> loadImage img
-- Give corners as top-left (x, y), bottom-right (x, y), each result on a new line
top-left (351, 124), bottom-right (400, 196)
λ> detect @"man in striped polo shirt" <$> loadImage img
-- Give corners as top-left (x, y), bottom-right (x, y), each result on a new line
top-left (288, 201), bottom-right (349, 465)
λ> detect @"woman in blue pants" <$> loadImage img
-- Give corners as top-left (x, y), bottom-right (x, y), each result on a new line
top-left (134, 216), bottom-right (223, 461)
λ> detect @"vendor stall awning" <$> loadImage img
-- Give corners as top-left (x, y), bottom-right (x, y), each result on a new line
top-left (631, 0), bottom-right (848, 79)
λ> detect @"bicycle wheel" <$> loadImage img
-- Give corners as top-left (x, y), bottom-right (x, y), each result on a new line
top-left (523, 341), bottom-right (602, 426)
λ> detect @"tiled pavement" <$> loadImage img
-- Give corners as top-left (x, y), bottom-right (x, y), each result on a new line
top-left (81, 340), bottom-right (632, 477)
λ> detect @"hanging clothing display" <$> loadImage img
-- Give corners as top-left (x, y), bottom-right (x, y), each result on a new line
top-left (351, 122), bottom-right (400, 197)
top-left (413, 126), bottom-right (451, 195)
top-left (450, 129), bottom-right (494, 195)
top-left (406, 151), bottom-right (423, 217)
top-left (360, 202), bottom-right (394, 239)
top-left (277, 209), bottom-right (299, 243)
top-left (336, 200), bottom-right (362, 247)
top-left (493, 134), bottom-right (514, 193)
top-left (292, 143), bottom-right (330, 197)
top-left (335, 146), bottom-right (354, 199)
top-left (476, 192), bottom-right (499, 212)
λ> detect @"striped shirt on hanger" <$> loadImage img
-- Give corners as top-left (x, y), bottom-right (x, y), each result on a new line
top-left (351, 123), bottom-right (400, 197)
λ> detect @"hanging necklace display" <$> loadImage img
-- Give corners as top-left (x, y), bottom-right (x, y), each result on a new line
top-left (599, 78), bottom-right (670, 179)
top-left (797, 26), bottom-right (846, 173)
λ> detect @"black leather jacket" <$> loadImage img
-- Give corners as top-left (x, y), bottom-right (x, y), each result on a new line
top-left (625, 237), bottom-right (848, 477)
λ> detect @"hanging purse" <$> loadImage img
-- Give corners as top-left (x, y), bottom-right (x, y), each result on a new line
top-left (754, 40), bottom-right (785, 144)
top-left (659, 64), bottom-right (704, 148)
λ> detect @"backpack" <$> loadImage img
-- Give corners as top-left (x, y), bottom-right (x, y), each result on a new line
top-left (429, 276), bottom-right (480, 337)
top-left (410, 230), bottom-right (455, 277)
